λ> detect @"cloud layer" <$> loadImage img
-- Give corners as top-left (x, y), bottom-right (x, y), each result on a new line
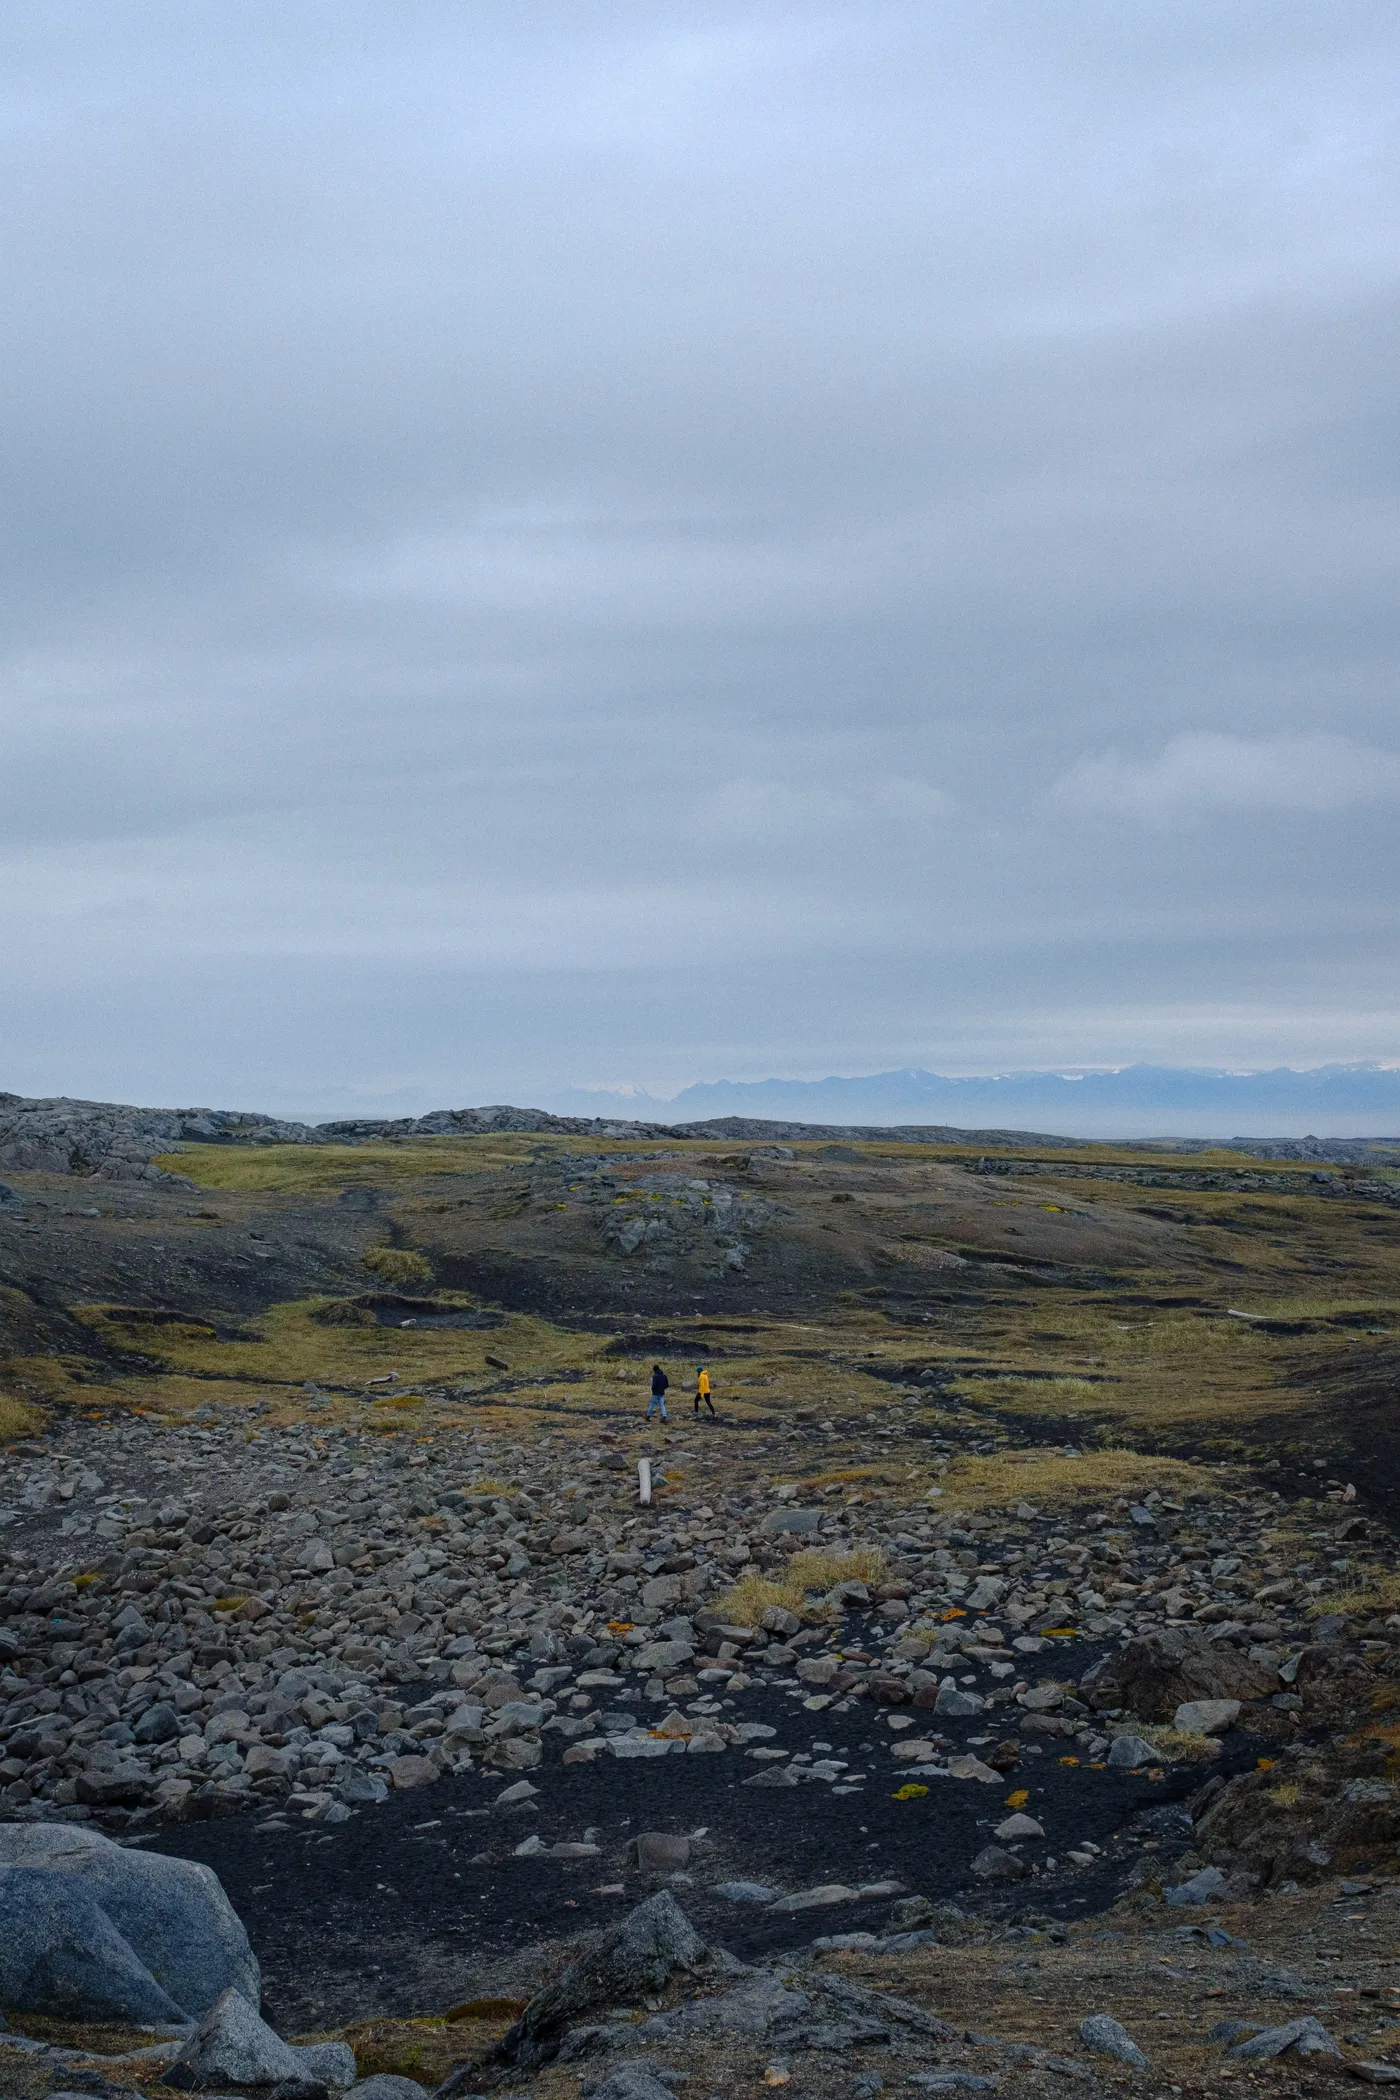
top-left (1, 3), bottom-right (1399, 1112)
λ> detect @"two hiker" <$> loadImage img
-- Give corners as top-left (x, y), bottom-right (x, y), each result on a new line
top-left (645, 1362), bottom-right (717, 1420)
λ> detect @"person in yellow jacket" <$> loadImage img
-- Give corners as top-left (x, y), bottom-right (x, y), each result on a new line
top-left (694, 1363), bottom-right (716, 1416)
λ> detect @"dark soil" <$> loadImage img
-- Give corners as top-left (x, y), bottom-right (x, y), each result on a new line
top-left (140, 1674), bottom-right (1265, 2033)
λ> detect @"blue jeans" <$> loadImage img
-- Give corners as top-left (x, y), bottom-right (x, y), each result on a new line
top-left (646, 1394), bottom-right (668, 1419)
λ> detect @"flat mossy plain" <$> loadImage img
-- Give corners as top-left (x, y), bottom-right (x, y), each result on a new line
top-left (0, 1129), bottom-right (1395, 1503)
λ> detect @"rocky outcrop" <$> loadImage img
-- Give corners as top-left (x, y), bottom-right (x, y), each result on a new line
top-left (1108, 1627), bottom-right (1278, 1721)
top-left (490, 1890), bottom-right (721, 2073)
top-left (0, 1093), bottom-right (672, 1182)
top-left (1186, 1746), bottom-right (1400, 1886)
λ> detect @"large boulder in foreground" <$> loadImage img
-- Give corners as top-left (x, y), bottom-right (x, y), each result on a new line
top-left (1112, 1628), bottom-right (1276, 1722)
top-left (0, 1822), bottom-right (258, 2022)
top-left (0, 1865), bottom-right (188, 2026)
top-left (489, 1892), bottom-right (723, 2076)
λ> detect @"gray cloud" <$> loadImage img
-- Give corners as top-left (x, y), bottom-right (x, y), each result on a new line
top-left (2, 1), bottom-right (1398, 1115)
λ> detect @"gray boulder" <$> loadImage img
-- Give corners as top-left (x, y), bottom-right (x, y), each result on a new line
top-left (759, 1508), bottom-right (822, 1535)
top-left (163, 1984), bottom-right (356, 2088)
top-left (133, 1703), bottom-right (182, 1746)
top-left (489, 1891), bottom-right (718, 2075)
top-left (299, 2039), bottom-right (360, 2088)
top-left (1113, 1627), bottom-right (1275, 1721)
top-left (1166, 1864), bottom-right (1227, 1906)
top-left (1079, 2013), bottom-right (1150, 2067)
top-left (348, 2080), bottom-right (430, 2100)
top-left (969, 1846), bottom-right (1025, 1884)
top-left (1228, 2016), bottom-right (1339, 2060)
top-left (934, 1685), bottom-right (984, 1718)
top-left (0, 1865), bottom-right (188, 2026)
top-left (580, 2069), bottom-right (678, 2100)
top-left (1106, 1734), bottom-right (1157, 1769)
top-left (0, 1822), bottom-right (258, 2017)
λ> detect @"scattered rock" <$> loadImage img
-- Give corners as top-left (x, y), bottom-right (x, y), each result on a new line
top-left (632, 1833), bottom-right (691, 1872)
top-left (1106, 1734), bottom-right (1158, 1769)
top-left (1165, 1865), bottom-right (1227, 1907)
top-left (1078, 2013), bottom-right (1150, 2067)
top-left (993, 1813), bottom-right (1043, 1841)
top-left (969, 1846), bottom-right (1026, 1884)
top-left (1113, 1627), bottom-right (1275, 1721)
top-left (490, 1892), bottom-right (718, 2074)
top-left (1174, 1698), bottom-right (1241, 1735)
top-left (162, 1984), bottom-right (342, 2089)
top-left (1228, 2016), bottom-right (1340, 2060)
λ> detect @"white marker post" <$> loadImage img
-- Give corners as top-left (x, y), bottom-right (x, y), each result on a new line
top-left (637, 1456), bottom-right (652, 1506)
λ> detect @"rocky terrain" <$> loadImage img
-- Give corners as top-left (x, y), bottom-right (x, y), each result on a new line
top-left (1, 1104), bottom-right (1399, 2094)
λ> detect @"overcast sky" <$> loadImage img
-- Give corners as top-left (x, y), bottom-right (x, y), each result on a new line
top-left (3, 1), bottom-right (1399, 1117)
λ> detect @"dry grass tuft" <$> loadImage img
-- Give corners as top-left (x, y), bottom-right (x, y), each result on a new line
top-left (1309, 1571), bottom-right (1400, 1621)
top-left (339, 2014), bottom-right (483, 2087)
top-left (1138, 1725), bottom-right (1222, 1765)
top-left (0, 1389), bottom-right (45, 1440)
top-left (362, 1246), bottom-right (435, 1288)
top-left (720, 1545), bottom-right (887, 1626)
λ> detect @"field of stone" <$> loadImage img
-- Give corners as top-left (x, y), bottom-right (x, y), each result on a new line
top-left (1, 1098), bottom-right (1399, 2096)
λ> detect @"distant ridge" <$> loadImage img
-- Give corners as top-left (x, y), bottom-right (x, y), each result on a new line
top-left (2, 1086), bottom-right (1398, 1185)
top-left (549, 1061), bottom-right (1400, 1141)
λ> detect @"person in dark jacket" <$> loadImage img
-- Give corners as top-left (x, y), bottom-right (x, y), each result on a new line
top-left (646, 1364), bottom-right (669, 1421)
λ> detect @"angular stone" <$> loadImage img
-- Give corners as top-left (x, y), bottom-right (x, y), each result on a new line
top-left (760, 1605), bottom-right (802, 1637)
top-left (759, 1508), bottom-right (822, 1536)
top-left (970, 1846), bottom-right (1026, 1883)
top-left (1079, 2014), bottom-right (1149, 2067)
top-left (1228, 2016), bottom-right (1339, 2060)
top-left (76, 1762), bottom-right (153, 1807)
top-left (492, 1891), bottom-right (714, 2074)
top-left (994, 1813), bottom-right (1044, 1840)
top-left (946, 1754), bottom-right (1000, 1783)
top-left (1106, 1734), bottom-right (1157, 1769)
top-left (771, 1884), bottom-right (857, 1911)
top-left (633, 1832), bottom-right (690, 1871)
top-left (244, 1744), bottom-right (294, 1779)
top-left (634, 1640), bottom-right (693, 1673)
top-left (934, 1685), bottom-right (984, 1717)
top-left (388, 1754), bottom-right (438, 1789)
top-left (1114, 1627), bottom-right (1276, 1720)
top-left (0, 1863), bottom-right (188, 2026)
top-left (1166, 1865), bottom-right (1227, 1906)
top-left (1174, 1698), bottom-right (1241, 1735)
top-left (163, 1984), bottom-right (304, 2087)
top-left (489, 1737), bottom-right (543, 1770)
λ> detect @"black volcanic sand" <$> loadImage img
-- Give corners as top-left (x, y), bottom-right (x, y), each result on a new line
top-left (138, 1674), bottom-right (1266, 2033)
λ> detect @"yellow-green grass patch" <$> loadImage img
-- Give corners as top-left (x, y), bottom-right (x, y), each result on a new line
top-left (932, 1447), bottom-right (1220, 1513)
top-left (720, 1546), bottom-right (887, 1626)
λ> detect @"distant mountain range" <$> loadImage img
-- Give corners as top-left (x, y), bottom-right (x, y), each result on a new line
top-left (546, 1063), bottom-right (1400, 1139)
